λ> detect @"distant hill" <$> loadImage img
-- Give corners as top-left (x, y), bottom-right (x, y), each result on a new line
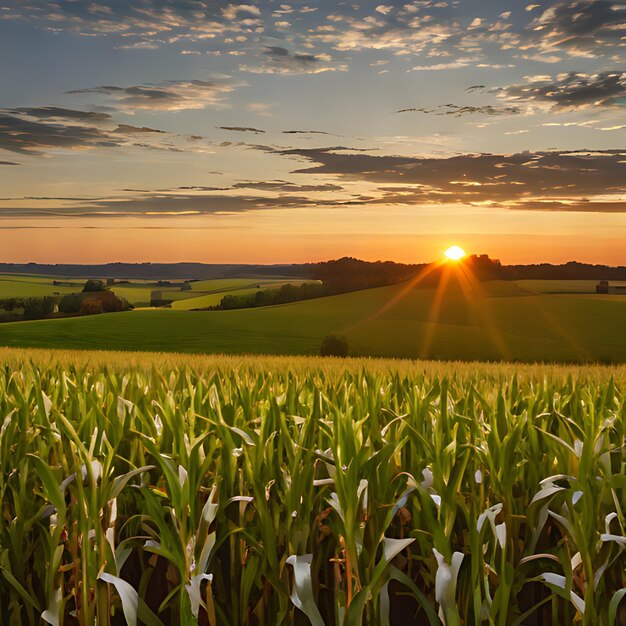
top-left (501, 261), bottom-right (626, 281)
top-left (0, 262), bottom-right (310, 280)
top-left (1, 256), bottom-right (625, 282)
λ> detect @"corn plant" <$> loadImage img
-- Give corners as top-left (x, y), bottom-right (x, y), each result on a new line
top-left (0, 350), bottom-right (624, 625)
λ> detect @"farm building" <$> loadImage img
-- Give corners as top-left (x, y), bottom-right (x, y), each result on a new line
top-left (596, 281), bottom-right (626, 294)
top-left (150, 290), bottom-right (174, 307)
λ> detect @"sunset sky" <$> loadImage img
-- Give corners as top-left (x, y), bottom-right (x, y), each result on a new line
top-left (1, 0), bottom-right (624, 265)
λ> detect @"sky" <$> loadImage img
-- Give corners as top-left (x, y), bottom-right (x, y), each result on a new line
top-left (0, 0), bottom-right (624, 265)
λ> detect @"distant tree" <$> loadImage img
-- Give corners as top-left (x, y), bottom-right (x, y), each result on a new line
top-left (0, 298), bottom-right (18, 311)
top-left (117, 296), bottom-right (133, 311)
top-left (320, 335), bottom-right (349, 357)
top-left (79, 298), bottom-right (104, 315)
top-left (219, 295), bottom-right (236, 309)
top-left (82, 279), bottom-right (107, 293)
top-left (59, 294), bottom-right (82, 314)
top-left (22, 296), bottom-right (56, 320)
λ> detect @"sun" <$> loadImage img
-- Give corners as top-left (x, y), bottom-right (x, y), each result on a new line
top-left (444, 245), bottom-right (466, 261)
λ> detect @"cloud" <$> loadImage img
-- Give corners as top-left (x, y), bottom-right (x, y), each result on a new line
top-left (518, 53), bottom-right (563, 64)
top-left (222, 4), bottom-right (262, 20)
top-left (278, 147), bottom-right (626, 212)
top-left (112, 124), bottom-right (166, 134)
top-left (5, 0), bottom-right (623, 69)
top-left (218, 126), bottom-right (266, 133)
top-left (411, 58), bottom-right (480, 71)
top-left (67, 79), bottom-right (238, 112)
top-left (496, 71), bottom-right (626, 110)
top-left (397, 104), bottom-right (522, 116)
top-left (240, 46), bottom-right (345, 74)
top-left (1, 0), bottom-right (262, 43)
top-left (528, 0), bottom-right (626, 57)
top-left (313, 17), bottom-right (460, 57)
top-left (0, 112), bottom-right (123, 155)
top-left (232, 180), bottom-right (343, 192)
top-left (8, 107), bottom-right (113, 123)
top-left (0, 188), bottom-right (348, 219)
top-left (283, 130), bottom-right (334, 135)
top-left (0, 107), bottom-right (180, 155)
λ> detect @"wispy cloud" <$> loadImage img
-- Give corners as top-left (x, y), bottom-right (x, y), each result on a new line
top-left (278, 146), bottom-right (626, 212)
top-left (218, 126), bottom-right (266, 133)
top-left (0, 106), bottom-right (190, 155)
top-left (0, 110), bottom-right (123, 155)
top-left (496, 71), bottom-right (626, 110)
top-left (67, 79), bottom-right (239, 112)
top-left (397, 104), bottom-right (522, 117)
top-left (527, 0), bottom-right (626, 58)
top-left (240, 46), bottom-right (346, 74)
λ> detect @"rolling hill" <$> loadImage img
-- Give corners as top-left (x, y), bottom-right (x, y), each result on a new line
top-left (0, 277), bottom-right (624, 362)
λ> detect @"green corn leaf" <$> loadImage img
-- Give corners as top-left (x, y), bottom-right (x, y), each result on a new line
top-left (99, 572), bottom-right (139, 626)
top-left (286, 554), bottom-right (325, 626)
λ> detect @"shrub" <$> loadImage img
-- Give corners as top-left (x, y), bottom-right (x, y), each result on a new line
top-left (79, 298), bottom-right (104, 315)
top-left (117, 296), bottom-right (133, 311)
top-left (23, 296), bottom-right (56, 320)
top-left (59, 294), bottom-right (82, 314)
top-left (82, 279), bottom-right (106, 293)
top-left (320, 334), bottom-right (349, 357)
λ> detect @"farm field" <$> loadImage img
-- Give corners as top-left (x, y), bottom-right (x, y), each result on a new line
top-left (516, 280), bottom-right (626, 294)
top-left (0, 273), bottom-right (305, 308)
top-left (0, 347), bottom-right (623, 625)
top-left (0, 279), bottom-right (625, 362)
top-left (169, 279), bottom-right (318, 310)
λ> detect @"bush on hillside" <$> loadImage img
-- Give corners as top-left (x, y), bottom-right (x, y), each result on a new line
top-left (59, 294), bottom-right (82, 314)
top-left (59, 291), bottom-right (131, 315)
top-left (320, 334), bottom-right (349, 357)
top-left (79, 298), bottom-right (104, 315)
top-left (23, 296), bottom-right (56, 320)
top-left (82, 279), bottom-right (107, 293)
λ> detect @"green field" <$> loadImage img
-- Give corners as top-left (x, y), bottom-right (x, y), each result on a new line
top-left (0, 278), bottom-right (625, 362)
top-left (169, 279), bottom-right (318, 310)
top-left (517, 280), bottom-right (626, 294)
top-left (0, 348), bottom-right (623, 625)
top-left (0, 274), bottom-right (82, 298)
top-left (0, 274), bottom-right (308, 308)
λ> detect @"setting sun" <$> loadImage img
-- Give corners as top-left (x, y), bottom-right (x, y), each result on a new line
top-left (444, 245), bottom-right (466, 261)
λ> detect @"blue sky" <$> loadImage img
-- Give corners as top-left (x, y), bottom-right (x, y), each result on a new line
top-left (0, 0), bottom-right (624, 264)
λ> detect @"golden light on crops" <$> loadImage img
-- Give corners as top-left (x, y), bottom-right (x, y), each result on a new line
top-left (444, 245), bottom-right (466, 261)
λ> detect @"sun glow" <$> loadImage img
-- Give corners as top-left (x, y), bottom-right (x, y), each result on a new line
top-left (444, 245), bottom-right (466, 261)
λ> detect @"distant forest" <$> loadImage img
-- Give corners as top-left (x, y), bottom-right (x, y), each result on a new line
top-left (1, 256), bottom-right (626, 283)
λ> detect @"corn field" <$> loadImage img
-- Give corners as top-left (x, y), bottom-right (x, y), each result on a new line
top-left (0, 349), bottom-right (624, 625)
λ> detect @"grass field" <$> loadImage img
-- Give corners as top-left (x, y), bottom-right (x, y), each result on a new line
top-left (0, 278), bottom-right (625, 362)
top-left (517, 280), bottom-right (626, 294)
top-left (0, 274), bottom-right (82, 298)
top-left (0, 274), bottom-right (304, 308)
top-left (169, 279), bottom-right (318, 310)
top-left (0, 347), bottom-right (623, 625)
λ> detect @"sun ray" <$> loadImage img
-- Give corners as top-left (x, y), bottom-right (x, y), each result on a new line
top-left (341, 259), bottom-right (447, 333)
top-left (455, 262), bottom-right (511, 360)
top-left (419, 263), bottom-right (453, 359)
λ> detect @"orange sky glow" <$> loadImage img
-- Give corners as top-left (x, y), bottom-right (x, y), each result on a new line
top-left (1, 0), bottom-right (625, 266)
